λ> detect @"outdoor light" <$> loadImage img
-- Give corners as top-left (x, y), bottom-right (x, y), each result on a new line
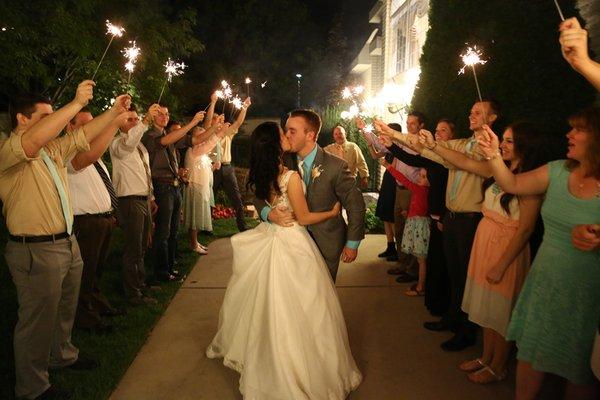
top-left (296, 73), bottom-right (302, 79)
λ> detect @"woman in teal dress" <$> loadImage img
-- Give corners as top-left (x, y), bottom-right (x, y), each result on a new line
top-left (478, 107), bottom-right (600, 399)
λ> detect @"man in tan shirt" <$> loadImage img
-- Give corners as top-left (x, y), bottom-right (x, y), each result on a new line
top-left (0, 81), bottom-right (133, 400)
top-left (324, 126), bottom-right (369, 189)
top-left (376, 99), bottom-right (500, 351)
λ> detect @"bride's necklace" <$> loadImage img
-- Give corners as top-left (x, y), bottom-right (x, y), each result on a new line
top-left (575, 175), bottom-right (600, 198)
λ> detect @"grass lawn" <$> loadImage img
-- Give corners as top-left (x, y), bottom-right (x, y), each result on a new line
top-left (0, 217), bottom-right (257, 400)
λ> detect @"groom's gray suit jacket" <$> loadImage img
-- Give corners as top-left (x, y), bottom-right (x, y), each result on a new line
top-left (253, 146), bottom-right (366, 280)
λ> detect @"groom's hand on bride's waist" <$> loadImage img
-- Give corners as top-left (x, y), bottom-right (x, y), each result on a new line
top-left (267, 206), bottom-right (295, 227)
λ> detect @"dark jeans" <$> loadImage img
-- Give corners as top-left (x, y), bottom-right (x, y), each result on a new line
top-left (73, 214), bottom-right (115, 328)
top-left (119, 197), bottom-right (151, 299)
top-left (213, 164), bottom-right (247, 231)
top-left (442, 212), bottom-right (481, 336)
top-left (153, 182), bottom-right (182, 277)
top-left (424, 220), bottom-right (449, 316)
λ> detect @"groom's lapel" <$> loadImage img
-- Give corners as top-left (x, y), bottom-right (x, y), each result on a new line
top-left (307, 146), bottom-right (324, 199)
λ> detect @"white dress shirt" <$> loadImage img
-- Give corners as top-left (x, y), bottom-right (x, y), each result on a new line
top-left (109, 121), bottom-right (153, 199)
top-left (67, 159), bottom-right (112, 216)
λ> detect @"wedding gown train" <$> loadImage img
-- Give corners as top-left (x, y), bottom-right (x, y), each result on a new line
top-left (206, 170), bottom-right (362, 399)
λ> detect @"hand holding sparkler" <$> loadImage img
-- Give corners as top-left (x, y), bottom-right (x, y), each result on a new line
top-left (373, 119), bottom-right (396, 138)
top-left (143, 104), bottom-right (161, 125)
top-left (243, 97), bottom-right (251, 109)
top-left (559, 18), bottom-right (590, 70)
top-left (418, 129), bottom-right (436, 150)
top-left (92, 20), bottom-right (125, 80)
top-left (110, 94), bottom-right (132, 115)
top-left (476, 125), bottom-right (501, 160)
top-left (191, 111), bottom-right (206, 125)
top-left (378, 134), bottom-right (393, 148)
top-left (73, 80), bottom-right (96, 107)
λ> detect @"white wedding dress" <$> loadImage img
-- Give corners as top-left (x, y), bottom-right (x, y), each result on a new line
top-left (206, 170), bottom-right (362, 400)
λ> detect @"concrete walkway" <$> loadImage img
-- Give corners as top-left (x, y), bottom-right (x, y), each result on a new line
top-left (110, 234), bottom-right (514, 400)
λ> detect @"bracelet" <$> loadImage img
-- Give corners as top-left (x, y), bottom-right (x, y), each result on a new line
top-left (484, 151), bottom-right (502, 161)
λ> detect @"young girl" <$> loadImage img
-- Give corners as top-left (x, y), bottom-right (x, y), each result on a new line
top-left (381, 159), bottom-right (430, 296)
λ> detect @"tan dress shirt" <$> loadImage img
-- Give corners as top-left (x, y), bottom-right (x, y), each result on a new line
top-left (420, 137), bottom-right (484, 213)
top-left (323, 141), bottom-right (369, 178)
top-left (0, 128), bottom-right (90, 235)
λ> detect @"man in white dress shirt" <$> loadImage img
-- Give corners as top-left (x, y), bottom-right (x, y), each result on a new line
top-left (67, 107), bottom-right (133, 332)
top-left (110, 104), bottom-right (159, 306)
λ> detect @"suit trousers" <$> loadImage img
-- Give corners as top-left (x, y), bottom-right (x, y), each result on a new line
top-left (442, 212), bottom-right (481, 335)
top-left (73, 214), bottom-right (115, 328)
top-left (153, 183), bottom-right (182, 277)
top-left (213, 165), bottom-right (247, 231)
top-left (118, 197), bottom-right (151, 299)
top-left (424, 220), bottom-right (450, 316)
top-left (394, 187), bottom-right (418, 275)
top-left (5, 236), bottom-right (83, 399)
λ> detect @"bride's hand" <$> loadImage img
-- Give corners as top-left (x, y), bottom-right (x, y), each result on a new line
top-left (331, 201), bottom-right (342, 216)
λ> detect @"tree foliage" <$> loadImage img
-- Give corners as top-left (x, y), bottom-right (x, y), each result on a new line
top-left (0, 0), bottom-right (203, 115)
top-left (412, 0), bottom-right (595, 137)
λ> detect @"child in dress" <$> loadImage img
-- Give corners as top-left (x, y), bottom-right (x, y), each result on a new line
top-left (381, 159), bottom-right (430, 296)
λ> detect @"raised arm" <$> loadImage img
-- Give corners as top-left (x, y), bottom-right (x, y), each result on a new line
top-left (478, 125), bottom-right (549, 195)
top-left (286, 172), bottom-right (340, 225)
top-left (225, 97), bottom-right (251, 137)
top-left (81, 94), bottom-right (131, 144)
top-left (559, 17), bottom-right (600, 91)
top-left (160, 110), bottom-right (205, 146)
top-left (71, 110), bottom-right (137, 170)
top-left (203, 92), bottom-right (218, 129)
top-left (419, 130), bottom-right (491, 177)
top-left (20, 80), bottom-right (94, 157)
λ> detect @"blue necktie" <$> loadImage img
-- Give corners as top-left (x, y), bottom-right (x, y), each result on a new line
top-left (40, 149), bottom-right (73, 234)
top-left (449, 137), bottom-right (477, 200)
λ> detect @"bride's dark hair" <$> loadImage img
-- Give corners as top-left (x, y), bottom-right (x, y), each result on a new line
top-left (247, 121), bottom-right (283, 201)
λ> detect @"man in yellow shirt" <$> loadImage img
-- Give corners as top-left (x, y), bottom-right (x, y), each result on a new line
top-left (324, 125), bottom-right (369, 189)
top-left (0, 81), bottom-right (133, 400)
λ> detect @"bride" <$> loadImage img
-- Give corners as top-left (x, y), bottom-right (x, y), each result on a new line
top-left (206, 121), bottom-right (362, 399)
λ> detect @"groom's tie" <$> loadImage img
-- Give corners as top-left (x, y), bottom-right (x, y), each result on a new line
top-left (297, 159), bottom-right (310, 187)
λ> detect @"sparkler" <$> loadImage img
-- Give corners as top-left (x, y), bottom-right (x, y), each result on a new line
top-left (458, 46), bottom-right (487, 103)
top-left (229, 95), bottom-right (243, 119)
top-left (92, 20), bottom-right (125, 80)
top-left (261, 81), bottom-right (267, 88)
top-left (122, 41), bottom-right (140, 86)
top-left (553, 0), bottom-right (565, 21)
top-left (245, 77), bottom-right (252, 97)
top-left (340, 85), bottom-right (369, 120)
top-left (157, 58), bottom-right (186, 104)
top-left (220, 80), bottom-right (232, 113)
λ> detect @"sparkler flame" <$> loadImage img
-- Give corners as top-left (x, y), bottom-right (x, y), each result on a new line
top-left (231, 96), bottom-right (243, 110)
top-left (353, 86), bottom-right (364, 95)
top-left (261, 81), bottom-right (267, 88)
top-left (164, 58), bottom-right (186, 82)
top-left (105, 20), bottom-right (125, 38)
top-left (245, 77), bottom-right (252, 84)
top-left (363, 123), bottom-right (374, 133)
top-left (342, 87), bottom-right (352, 99)
top-left (215, 90), bottom-right (224, 99)
top-left (124, 61), bottom-right (135, 73)
top-left (123, 41), bottom-right (141, 73)
top-left (458, 46), bottom-right (487, 75)
top-left (221, 80), bottom-right (229, 88)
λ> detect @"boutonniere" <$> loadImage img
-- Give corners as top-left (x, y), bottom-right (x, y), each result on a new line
top-left (311, 164), bottom-right (323, 181)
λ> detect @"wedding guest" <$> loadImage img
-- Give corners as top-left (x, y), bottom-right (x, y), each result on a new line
top-left (478, 108), bottom-right (600, 399)
top-left (67, 108), bottom-right (126, 333)
top-left (381, 160), bottom-right (430, 297)
top-left (379, 119), bottom-right (454, 316)
top-left (0, 82), bottom-right (130, 400)
top-left (420, 122), bottom-right (550, 383)
top-left (110, 104), bottom-right (159, 306)
top-left (324, 125), bottom-right (369, 188)
top-left (376, 99), bottom-right (500, 351)
top-left (212, 97), bottom-right (252, 232)
top-left (183, 119), bottom-right (230, 254)
top-left (141, 105), bottom-right (209, 282)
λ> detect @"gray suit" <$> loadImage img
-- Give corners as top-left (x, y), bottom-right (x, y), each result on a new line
top-left (254, 146), bottom-right (366, 280)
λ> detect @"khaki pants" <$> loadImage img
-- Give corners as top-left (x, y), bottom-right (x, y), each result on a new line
top-left (5, 236), bottom-right (83, 399)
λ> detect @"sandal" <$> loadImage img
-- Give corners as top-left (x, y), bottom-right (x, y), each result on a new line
top-left (459, 358), bottom-right (487, 372)
top-left (467, 366), bottom-right (507, 384)
top-left (405, 283), bottom-right (425, 297)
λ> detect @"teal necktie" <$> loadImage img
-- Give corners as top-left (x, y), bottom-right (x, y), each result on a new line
top-left (298, 159), bottom-right (310, 187)
top-left (40, 148), bottom-right (73, 235)
top-left (449, 137), bottom-right (476, 200)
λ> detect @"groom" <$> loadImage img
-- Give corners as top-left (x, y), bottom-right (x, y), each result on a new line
top-left (255, 109), bottom-right (366, 280)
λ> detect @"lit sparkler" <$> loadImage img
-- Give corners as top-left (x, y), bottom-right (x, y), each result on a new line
top-left (122, 41), bottom-right (141, 85)
top-left (245, 77), bottom-right (252, 97)
top-left (157, 58), bottom-right (186, 104)
top-left (261, 81), bottom-right (267, 88)
top-left (458, 46), bottom-right (487, 103)
top-left (92, 20), bottom-right (126, 80)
